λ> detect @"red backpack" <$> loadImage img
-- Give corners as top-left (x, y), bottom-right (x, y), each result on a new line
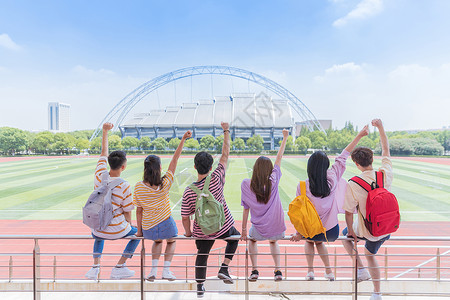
top-left (350, 171), bottom-right (400, 237)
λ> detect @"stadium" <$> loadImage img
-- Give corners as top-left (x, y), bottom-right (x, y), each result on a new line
top-left (120, 92), bottom-right (294, 150)
top-left (91, 66), bottom-right (325, 148)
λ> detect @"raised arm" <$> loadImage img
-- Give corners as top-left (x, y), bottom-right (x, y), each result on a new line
top-left (275, 129), bottom-right (289, 166)
top-left (219, 122), bottom-right (230, 166)
top-left (168, 131), bottom-right (192, 174)
top-left (100, 123), bottom-right (114, 157)
top-left (344, 125), bottom-right (369, 153)
top-left (372, 119), bottom-right (390, 157)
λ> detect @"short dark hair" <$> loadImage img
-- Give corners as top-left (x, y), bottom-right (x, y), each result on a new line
top-left (108, 150), bottom-right (127, 170)
top-left (351, 147), bottom-right (373, 167)
top-left (194, 151), bottom-right (214, 175)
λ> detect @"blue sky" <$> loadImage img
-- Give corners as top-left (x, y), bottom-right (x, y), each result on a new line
top-left (1, 0), bottom-right (450, 132)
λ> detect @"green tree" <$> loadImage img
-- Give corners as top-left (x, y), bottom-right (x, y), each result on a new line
top-left (122, 137), bottom-right (139, 150)
top-left (152, 137), bottom-right (168, 150)
top-left (247, 135), bottom-right (264, 151)
top-left (307, 131), bottom-right (327, 149)
top-left (295, 136), bottom-right (312, 151)
top-left (31, 131), bottom-right (55, 154)
top-left (214, 135), bottom-right (224, 150)
top-left (76, 138), bottom-right (90, 152)
top-left (200, 135), bottom-right (215, 150)
top-left (90, 137), bottom-right (102, 152)
top-left (437, 130), bottom-right (450, 151)
top-left (184, 138), bottom-right (200, 150)
top-left (139, 137), bottom-right (152, 150)
top-left (0, 127), bottom-right (28, 155)
top-left (109, 135), bottom-right (122, 150)
top-left (279, 135), bottom-right (294, 151)
top-left (358, 136), bottom-right (376, 149)
top-left (51, 133), bottom-right (76, 154)
top-left (232, 137), bottom-right (246, 150)
top-left (327, 131), bottom-right (353, 150)
top-left (168, 138), bottom-right (180, 150)
top-left (299, 126), bottom-right (310, 136)
top-left (69, 130), bottom-right (94, 140)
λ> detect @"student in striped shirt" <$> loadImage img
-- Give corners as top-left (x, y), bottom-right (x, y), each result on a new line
top-left (181, 122), bottom-right (239, 298)
top-left (134, 130), bottom-right (192, 281)
top-left (85, 123), bottom-right (140, 281)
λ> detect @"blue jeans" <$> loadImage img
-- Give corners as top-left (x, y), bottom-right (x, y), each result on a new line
top-left (92, 226), bottom-right (140, 259)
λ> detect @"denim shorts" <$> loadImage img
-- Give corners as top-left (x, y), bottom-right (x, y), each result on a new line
top-left (307, 224), bottom-right (339, 242)
top-left (249, 226), bottom-right (285, 241)
top-left (342, 227), bottom-right (390, 254)
top-left (143, 216), bottom-right (178, 240)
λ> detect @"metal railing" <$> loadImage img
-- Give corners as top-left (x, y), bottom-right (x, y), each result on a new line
top-left (1, 235), bottom-right (450, 299)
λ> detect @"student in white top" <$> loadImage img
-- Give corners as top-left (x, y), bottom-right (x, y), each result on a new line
top-left (342, 119), bottom-right (393, 300)
top-left (85, 123), bottom-right (139, 280)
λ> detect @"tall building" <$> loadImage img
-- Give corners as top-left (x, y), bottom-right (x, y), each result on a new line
top-left (48, 102), bottom-right (71, 132)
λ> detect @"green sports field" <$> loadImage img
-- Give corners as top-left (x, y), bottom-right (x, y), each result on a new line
top-left (1, 156), bottom-right (450, 221)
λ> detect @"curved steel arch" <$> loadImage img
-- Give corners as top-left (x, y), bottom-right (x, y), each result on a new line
top-left (90, 65), bottom-right (324, 141)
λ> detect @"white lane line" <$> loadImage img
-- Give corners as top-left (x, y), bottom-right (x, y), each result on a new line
top-left (171, 197), bottom-right (183, 211)
top-left (393, 249), bottom-right (450, 278)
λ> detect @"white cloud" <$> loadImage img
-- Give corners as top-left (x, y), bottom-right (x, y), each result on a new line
top-left (388, 64), bottom-right (432, 82)
top-left (0, 33), bottom-right (22, 51)
top-left (333, 0), bottom-right (383, 27)
top-left (314, 62), bottom-right (365, 82)
top-left (325, 62), bottom-right (363, 74)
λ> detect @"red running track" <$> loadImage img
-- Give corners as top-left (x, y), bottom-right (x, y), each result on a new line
top-left (1, 220), bottom-right (450, 281)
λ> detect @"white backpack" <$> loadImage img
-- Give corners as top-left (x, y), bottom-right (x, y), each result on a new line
top-left (83, 172), bottom-right (124, 231)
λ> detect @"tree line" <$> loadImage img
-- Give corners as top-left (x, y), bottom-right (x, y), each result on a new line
top-left (0, 122), bottom-right (449, 156)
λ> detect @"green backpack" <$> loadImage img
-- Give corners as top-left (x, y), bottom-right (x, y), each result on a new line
top-left (189, 176), bottom-right (225, 235)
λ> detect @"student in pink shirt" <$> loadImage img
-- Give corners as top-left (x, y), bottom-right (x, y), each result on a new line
top-left (291, 126), bottom-right (369, 281)
top-left (240, 129), bottom-right (289, 282)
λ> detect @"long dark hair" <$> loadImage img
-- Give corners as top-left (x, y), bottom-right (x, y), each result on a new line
top-left (143, 155), bottom-right (164, 187)
top-left (250, 156), bottom-right (273, 204)
top-left (307, 151), bottom-right (331, 198)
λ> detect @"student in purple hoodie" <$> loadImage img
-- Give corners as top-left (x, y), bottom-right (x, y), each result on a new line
top-left (240, 129), bottom-right (289, 282)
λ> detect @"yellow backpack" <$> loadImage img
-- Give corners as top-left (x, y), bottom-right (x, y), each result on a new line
top-left (288, 181), bottom-right (327, 239)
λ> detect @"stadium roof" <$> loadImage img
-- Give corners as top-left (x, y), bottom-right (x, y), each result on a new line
top-left (122, 93), bottom-right (293, 132)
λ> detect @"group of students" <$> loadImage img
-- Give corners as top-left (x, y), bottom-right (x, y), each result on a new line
top-left (85, 119), bottom-right (392, 300)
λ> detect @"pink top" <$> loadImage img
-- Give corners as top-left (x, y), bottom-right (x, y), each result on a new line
top-left (296, 150), bottom-right (350, 231)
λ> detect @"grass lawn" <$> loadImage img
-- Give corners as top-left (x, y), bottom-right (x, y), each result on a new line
top-left (1, 155), bottom-right (450, 221)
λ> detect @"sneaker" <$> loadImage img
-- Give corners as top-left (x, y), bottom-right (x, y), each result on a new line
top-left (218, 267), bottom-right (234, 284)
top-left (274, 270), bottom-right (283, 281)
top-left (357, 268), bottom-right (371, 282)
top-left (324, 272), bottom-right (335, 281)
top-left (146, 268), bottom-right (157, 282)
top-left (85, 266), bottom-right (100, 280)
top-left (162, 269), bottom-right (176, 281)
top-left (370, 293), bottom-right (382, 300)
top-left (248, 270), bottom-right (259, 282)
top-left (110, 266), bottom-right (134, 279)
top-left (197, 283), bottom-right (205, 298)
top-left (305, 271), bottom-right (315, 281)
